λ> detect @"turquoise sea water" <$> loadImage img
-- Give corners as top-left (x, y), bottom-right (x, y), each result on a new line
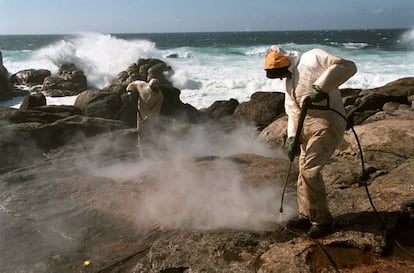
top-left (1, 29), bottom-right (413, 108)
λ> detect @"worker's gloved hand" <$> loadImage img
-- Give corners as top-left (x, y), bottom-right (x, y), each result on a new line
top-left (127, 90), bottom-right (137, 101)
top-left (287, 137), bottom-right (300, 161)
top-left (138, 118), bottom-right (146, 131)
top-left (310, 86), bottom-right (328, 103)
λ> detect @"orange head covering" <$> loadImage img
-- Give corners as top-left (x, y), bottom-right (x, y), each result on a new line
top-left (264, 48), bottom-right (291, 70)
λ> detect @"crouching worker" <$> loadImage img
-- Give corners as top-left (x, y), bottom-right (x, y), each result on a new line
top-left (265, 45), bottom-right (357, 238)
top-left (126, 78), bottom-right (164, 152)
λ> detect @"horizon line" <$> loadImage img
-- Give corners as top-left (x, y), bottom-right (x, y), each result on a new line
top-left (0, 26), bottom-right (411, 36)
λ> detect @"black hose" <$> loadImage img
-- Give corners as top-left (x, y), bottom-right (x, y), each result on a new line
top-left (313, 105), bottom-right (414, 259)
top-left (316, 105), bottom-right (387, 230)
top-left (286, 228), bottom-right (340, 273)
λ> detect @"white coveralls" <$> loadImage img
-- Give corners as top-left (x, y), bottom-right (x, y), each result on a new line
top-left (284, 48), bottom-right (357, 225)
top-left (126, 78), bottom-right (164, 132)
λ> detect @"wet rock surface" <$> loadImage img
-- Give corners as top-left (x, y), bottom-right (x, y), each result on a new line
top-left (0, 73), bottom-right (414, 272)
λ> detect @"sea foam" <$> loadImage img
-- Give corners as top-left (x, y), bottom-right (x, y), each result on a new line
top-left (14, 33), bottom-right (157, 89)
top-left (2, 31), bottom-right (413, 109)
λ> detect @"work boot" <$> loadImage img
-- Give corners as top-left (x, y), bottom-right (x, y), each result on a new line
top-left (286, 217), bottom-right (311, 231)
top-left (307, 223), bottom-right (333, 239)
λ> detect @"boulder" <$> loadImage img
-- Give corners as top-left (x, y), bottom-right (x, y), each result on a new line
top-left (74, 89), bottom-right (137, 127)
top-left (41, 63), bottom-right (87, 94)
top-left (0, 106), bottom-right (128, 170)
top-left (2, 69), bottom-right (414, 273)
top-left (0, 105), bottom-right (79, 125)
top-left (342, 117), bottom-right (414, 171)
top-left (109, 58), bottom-right (174, 93)
top-left (258, 115), bottom-right (288, 151)
top-left (234, 91), bottom-right (285, 130)
top-left (0, 72), bottom-right (12, 101)
top-left (159, 85), bottom-right (210, 124)
top-left (19, 93), bottom-right (47, 110)
top-left (10, 69), bottom-right (51, 87)
top-left (75, 89), bottom-right (122, 119)
top-left (202, 98), bottom-right (239, 119)
top-left (341, 88), bottom-right (362, 108)
top-left (348, 77), bottom-right (414, 124)
top-left (0, 50), bottom-right (8, 76)
top-left (32, 105), bottom-right (82, 116)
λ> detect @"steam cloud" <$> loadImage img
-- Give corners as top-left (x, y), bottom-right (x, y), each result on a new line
top-left (86, 120), bottom-right (297, 231)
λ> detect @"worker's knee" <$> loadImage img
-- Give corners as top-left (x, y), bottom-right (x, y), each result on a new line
top-left (299, 164), bottom-right (322, 182)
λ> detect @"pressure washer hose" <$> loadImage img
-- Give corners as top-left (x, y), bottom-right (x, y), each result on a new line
top-left (281, 97), bottom-right (386, 228)
top-left (282, 98), bottom-right (414, 272)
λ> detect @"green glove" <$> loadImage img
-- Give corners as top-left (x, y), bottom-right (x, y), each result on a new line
top-left (287, 137), bottom-right (300, 161)
top-left (127, 90), bottom-right (137, 101)
top-left (310, 86), bottom-right (328, 103)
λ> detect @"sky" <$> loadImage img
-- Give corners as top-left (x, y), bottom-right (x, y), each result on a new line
top-left (0, 0), bottom-right (413, 34)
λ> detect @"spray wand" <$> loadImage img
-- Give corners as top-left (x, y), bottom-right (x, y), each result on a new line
top-left (279, 97), bottom-right (313, 213)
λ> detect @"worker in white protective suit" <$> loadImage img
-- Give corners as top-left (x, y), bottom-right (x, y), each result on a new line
top-left (126, 78), bottom-right (164, 157)
top-left (126, 78), bottom-right (164, 132)
top-left (265, 45), bottom-right (357, 238)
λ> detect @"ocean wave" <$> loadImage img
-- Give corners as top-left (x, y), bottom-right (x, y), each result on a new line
top-left (244, 46), bottom-right (268, 56)
top-left (9, 32), bottom-right (158, 88)
top-left (2, 31), bottom-right (413, 110)
top-left (399, 28), bottom-right (414, 48)
top-left (341, 42), bottom-right (369, 49)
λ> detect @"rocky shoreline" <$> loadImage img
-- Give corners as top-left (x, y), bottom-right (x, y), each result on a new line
top-left (1, 58), bottom-right (414, 272)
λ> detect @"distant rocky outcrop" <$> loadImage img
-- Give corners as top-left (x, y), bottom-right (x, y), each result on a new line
top-left (41, 63), bottom-right (87, 96)
top-left (202, 98), bottom-right (240, 119)
top-left (19, 93), bottom-right (47, 110)
top-left (0, 72), bottom-right (12, 101)
top-left (0, 51), bottom-right (12, 101)
top-left (10, 69), bottom-right (51, 87)
top-left (107, 58), bottom-right (174, 93)
top-left (0, 50), bottom-right (8, 76)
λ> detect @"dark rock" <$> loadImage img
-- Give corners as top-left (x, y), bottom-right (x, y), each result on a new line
top-left (2, 72), bottom-right (414, 273)
top-left (258, 115), bottom-right (288, 151)
top-left (0, 72), bottom-right (12, 101)
top-left (19, 93), bottom-right (46, 110)
top-left (147, 61), bottom-right (173, 84)
top-left (202, 98), bottom-right (239, 119)
top-left (41, 63), bottom-right (87, 94)
top-left (109, 58), bottom-right (174, 93)
top-left (0, 106), bottom-right (128, 170)
top-left (33, 105), bottom-right (82, 116)
top-left (0, 51), bottom-right (7, 76)
top-left (2, 151), bottom-right (410, 272)
top-left (341, 88), bottom-right (362, 107)
top-left (166, 53), bottom-right (179, 58)
top-left (74, 89), bottom-right (136, 127)
top-left (348, 77), bottom-right (414, 124)
top-left (234, 91), bottom-right (285, 130)
top-left (10, 69), bottom-right (51, 87)
top-left (0, 105), bottom-right (71, 124)
top-left (159, 85), bottom-right (210, 123)
top-left (75, 89), bottom-right (121, 119)
top-left (76, 85), bottom-right (209, 128)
